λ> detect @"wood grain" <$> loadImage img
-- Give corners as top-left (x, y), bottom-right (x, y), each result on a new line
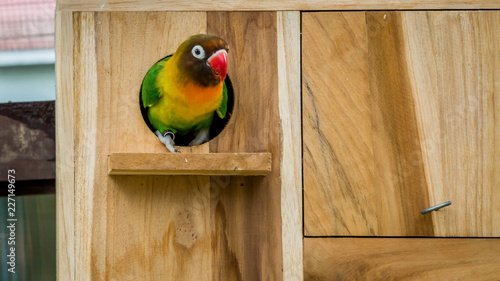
top-left (208, 12), bottom-right (283, 281)
top-left (401, 11), bottom-right (500, 237)
top-left (73, 12), bottom-right (97, 280)
top-left (277, 11), bottom-right (303, 281)
top-left (304, 238), bottom-right (500, 280)
top-left (303, 12), bottom-right (378, 236)
top-left (71, 11), bottom-right (212, 280)
top-left (55, 8), bottom-right (75, 281)
top-left (108, 153), bottom-right (272, 175)
top-left (367, 11), bottom-right (434, 236)
top-left (303, 11), bottom-right (500, 237)
top-left (57, 0), bottom-right (500, 12)
top-left (59, 10), bottom-right (289, 280)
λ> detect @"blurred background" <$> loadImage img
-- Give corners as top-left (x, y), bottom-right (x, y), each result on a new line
top-left (0, 0), bottom-right (56, 280)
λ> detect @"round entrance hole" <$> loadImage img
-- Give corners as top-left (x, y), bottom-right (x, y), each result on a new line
top-left (139, 55), bottom-right (234, 147)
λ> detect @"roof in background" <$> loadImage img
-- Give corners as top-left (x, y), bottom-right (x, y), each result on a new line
top-left (0, 0), bottom-right (56, 50)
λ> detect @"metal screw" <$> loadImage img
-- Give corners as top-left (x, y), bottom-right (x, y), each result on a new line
top-left (421, 201), bottom-right (452, 214)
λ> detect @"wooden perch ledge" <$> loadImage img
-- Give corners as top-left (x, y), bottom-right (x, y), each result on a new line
top-left (108, 152), bottom-right (272, 176)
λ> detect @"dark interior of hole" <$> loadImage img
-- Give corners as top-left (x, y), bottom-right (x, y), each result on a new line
top-left (139, 55), bottom-right (234, 147)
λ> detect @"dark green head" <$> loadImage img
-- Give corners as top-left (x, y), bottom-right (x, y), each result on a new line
top-left (173, 34), bottom-right (229, 87)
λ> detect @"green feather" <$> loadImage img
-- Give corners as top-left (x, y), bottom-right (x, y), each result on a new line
top-left (142, 55), bottom-right (227, 137)
top-left (141, 56), bottom-right (170, 108)
top-left (216, 81), bottom-right (228, 119)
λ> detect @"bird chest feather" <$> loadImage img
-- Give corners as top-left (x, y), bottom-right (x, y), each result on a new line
top-left (152, 69), bottom-right (223, 128)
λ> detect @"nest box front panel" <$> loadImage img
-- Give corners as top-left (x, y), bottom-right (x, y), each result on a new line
top-left (71, 11), bottom-right (283, 280)
top-left (302, 11), bottom-right (500, 238)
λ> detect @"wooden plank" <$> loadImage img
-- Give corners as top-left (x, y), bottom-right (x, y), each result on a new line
top-left (207, 12), bottom-right (283, 281)
top-left (69, 11), bottom-right (212, 280)
top-left (57, 0), bottom-right (500, 12)
top-left (304, 238), bottom-right (500, 280)
top-left (55, 8), bottom-right (75, 281)
top-left (0, 101), bottom-right (55, 181)
top-left (303, 11), bottom-right (500, 237)
top-left (108, 153), bottom-right (272, 175)
top-left (277, 11), bottom-right (303, 281)
top-left (72, 11), bottom-right (97, 280)
top-left (400, 11), bottom-right (500, 237)
top-left (367, 11), bottom-right (434, 236)
top-left (303, 12), bottom-right (379, 236)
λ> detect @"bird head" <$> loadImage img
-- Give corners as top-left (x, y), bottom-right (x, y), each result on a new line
top-left (174, 34), bottom-right (229, 87)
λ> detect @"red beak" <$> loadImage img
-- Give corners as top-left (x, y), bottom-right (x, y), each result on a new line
top-left (208, 50), bottom-right (227, 81)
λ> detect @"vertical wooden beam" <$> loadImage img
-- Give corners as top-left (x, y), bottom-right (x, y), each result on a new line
top-left (277, 11), bottom-right (303, 281)
top-left (208, 12), bottom-right (283, 281)
top-left (302, 12), bottom-right (377, 236)
top-left (73, 11), bottom-right (98, 280)
top-left (55, 7), bottom-right (75, 281)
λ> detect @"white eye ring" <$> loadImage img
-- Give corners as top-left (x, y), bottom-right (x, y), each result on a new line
top-left (191, 45), bottom-right (205, 59)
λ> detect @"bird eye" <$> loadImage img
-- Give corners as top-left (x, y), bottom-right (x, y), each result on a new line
top-left (191, 45), bottom-right (205, 60)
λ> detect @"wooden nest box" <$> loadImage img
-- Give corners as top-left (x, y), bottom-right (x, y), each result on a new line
top-left (56, 1), bottom-right (500, 280)
top-left (55, 2), bottom-right (301, 280)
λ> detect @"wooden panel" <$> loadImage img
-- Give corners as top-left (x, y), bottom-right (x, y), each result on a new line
top-left (108, 153), bottom-right (272, 175)
top-left (207, 12), bottom-right (283, 281)
top-left (303, 12), bottom-right (378, 237)
top-left (57, 0), bottom-right (500, 12)
top-left (72, 11), bottom-right (211, 280)
top-left (303, 11), bottom-right (500, 237)
top-left (73, 12), bottom-right (98, 280)
top-left (61, 10), bottom-right (289, 280)
top-left (304, 238), bottom-right (500, 280)
top-left (277, 11), bottom-right (303, 281)
top-left (55, 9), bottom-right (75, 281)
top-left (401, 11), bottom-right (500, 237)
top-left (367, 11), bottom-right (434, 236)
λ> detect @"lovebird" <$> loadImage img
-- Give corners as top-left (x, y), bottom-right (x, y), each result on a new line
top-left (141, 34), bottom-right (229, 153)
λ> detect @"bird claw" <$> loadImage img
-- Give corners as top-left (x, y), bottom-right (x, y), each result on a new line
top-left (156, 130), bottom-right (180, 153)
top-left (189, 129), bottom-right (210, 146)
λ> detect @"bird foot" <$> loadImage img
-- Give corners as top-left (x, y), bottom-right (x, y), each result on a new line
top-left (156, 130), bottom-right (181, 153)
top-left (189, 129), bottom-right (210, 146)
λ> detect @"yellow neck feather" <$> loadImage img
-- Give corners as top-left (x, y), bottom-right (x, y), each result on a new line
top-left (158, 58), bottom-right (223, 106)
